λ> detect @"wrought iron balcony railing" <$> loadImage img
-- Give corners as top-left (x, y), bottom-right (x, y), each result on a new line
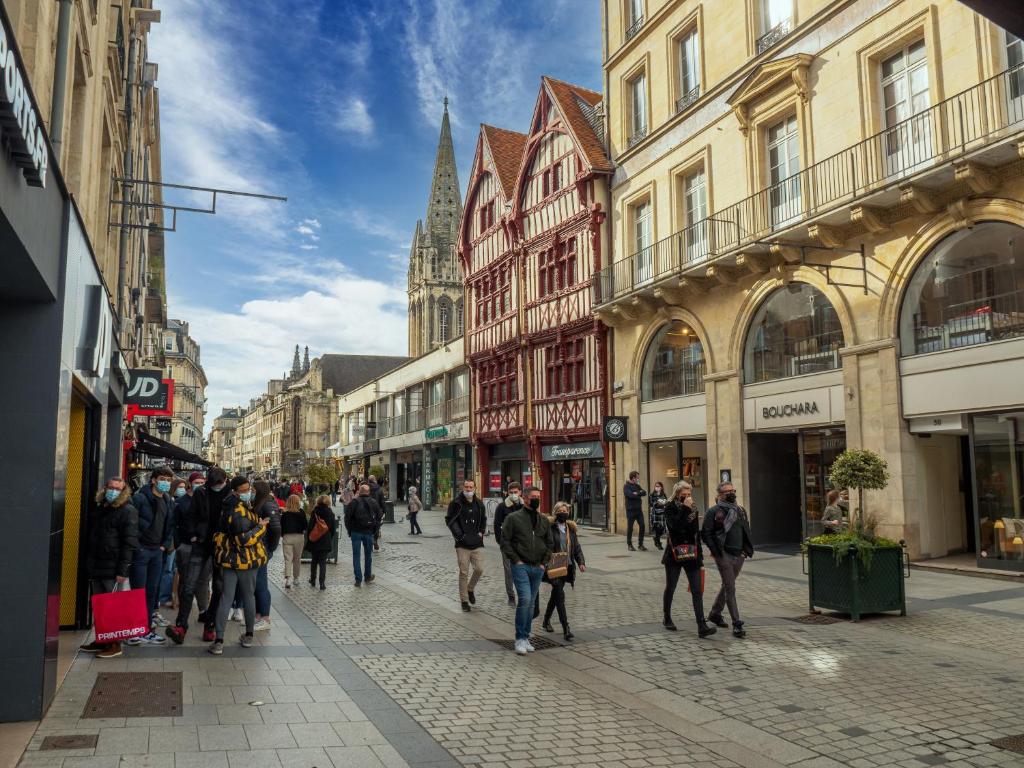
top-left (625, 15), bottom-right (644, 42)
top-left (627, 126), bottom-right (648, 149)
top-left (676, 85), bottom-right (701, 114)
top-left (594, 64), bottom-right (1024, 307)
top-left (756, 18), bottom-right (791, 55)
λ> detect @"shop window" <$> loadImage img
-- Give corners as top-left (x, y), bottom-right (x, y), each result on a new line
top-left (641, 321), bottom-right (706, 400)
top-left (974, 412), bottom-right (1024, 565)
top-left (744, 283), bottom-right (844, 383)
top-left (545, 340), bottom-right (585, 396)
top-left (899, 222), bottom-right (1024, 356)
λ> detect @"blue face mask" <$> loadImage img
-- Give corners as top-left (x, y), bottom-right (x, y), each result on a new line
top-left (156, 480), bottom-right (172, 494)
top-left (239, 491), bottom-right (253, 503)
top-left (175, 487), bottom-right (187, 498)
top-left (105, 489), bottom-right (121, 503)
top-left (192, 482), bottom-right (204, 491)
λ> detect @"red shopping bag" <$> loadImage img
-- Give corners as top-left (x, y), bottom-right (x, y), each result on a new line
top-left (91, 586), bottom-right (149, 643)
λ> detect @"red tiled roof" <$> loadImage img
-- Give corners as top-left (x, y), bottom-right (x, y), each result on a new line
top-left (542, 76), bottom-right (612, 173)
top-left (481, 124), bottom-right (527, 199)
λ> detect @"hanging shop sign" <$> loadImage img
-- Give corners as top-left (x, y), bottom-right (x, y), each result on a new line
top-left (603, 415), bottom-right (628, 442)
top-left (154, 418), bottom-right (172, 433)
top-left (125, 370), bottom-right (174, 419)
top-left (0, 16), bottom-right (49, 187)
top-left (425, 425), bottom-right (449, 440)
top-left (542, 442), bottom-right (604, 461)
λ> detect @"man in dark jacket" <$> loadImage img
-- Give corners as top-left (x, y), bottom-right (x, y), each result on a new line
top-left (623, 471), bottom-right (647, 552)
top-left (129, 467), bottom-right (175, 643)
top-left (81, 477), bottom-right (139, 658)
top-left (499, 486), bottom-right (554, 655)
top-left (493, 481), bottom-right (522, 605)
top-left (446, 479), bottom-right (487, 612)
top-left (344, 484), bottom-right (381, 586)
top-left (368, 476), bottom-right (386, 550)
top-left (701, 481), bottom-right (754, 638)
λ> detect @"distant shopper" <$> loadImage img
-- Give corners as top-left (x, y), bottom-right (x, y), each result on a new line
top-left (701, 481), bottom-right (754, 639)
top-left (344, 484), bottom-right (381, 586)
top-left (129, 467), bottom-right (175, 644)
top-left (445, 479), bottom-right (487, 612)
top-left (81, 477), bottom-right (139, 659)
top-left (280, 494), bottom-right (307, 588)
top-left (493, 481), bottom-right (523, 605)
top-left (407, 485), bottom-right (423, 535)
top-left (306, 495), bottom-right (337, 590)
top-left (821, 490), bottom-right (846, 533)
top-left (166, 469), bottom-right (218, 644)
top-left (649, 481), bottom-right (668, 550)
top-left (542, 501), bottom-right (585, 641)
top-left (368, 476), bottom-right (387, 551)
top-left (623, 471), bottom-right (647, 552)
top-left (663, 480), bottom-right (715, 638)
top-left (252, 480), bottom-right (281, 629)
top-left (210, 476), bottom-right (269, 654)
top-left (499, 486), bottom-right (553, 655)
top-left (159, 478), bottom-right (188, 610)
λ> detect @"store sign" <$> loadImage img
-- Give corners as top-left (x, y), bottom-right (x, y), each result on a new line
top-left (750, 388), bottom-right (834, 430)
top-left (542, 442), bottom-right (604, 461)
top-left (425, 425), bottom-right (449, 440)
top-left (125, 370), bottom-right (175, 419)
top-left (603, 416), bottom-right (628, 442)
top-left (0, 17), bottom-right (49, 187)
top-left (489, 470), bottom-right (502, 492)
top-left (762, 401), bottom-right (820, 419)
top-left (154, 418), bottom-right (172, 433)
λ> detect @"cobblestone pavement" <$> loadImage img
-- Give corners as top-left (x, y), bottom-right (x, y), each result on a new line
top-left (20, 506), bottom-right (1024, 768)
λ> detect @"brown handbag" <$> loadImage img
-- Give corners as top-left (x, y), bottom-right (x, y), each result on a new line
top-left (308, 514), bottom-right (329, 543)
top-left (546, 551), bottom-right (570, 579)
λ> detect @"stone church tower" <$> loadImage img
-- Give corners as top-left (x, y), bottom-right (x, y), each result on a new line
top-left (408, 99), bottom-right (464, 357)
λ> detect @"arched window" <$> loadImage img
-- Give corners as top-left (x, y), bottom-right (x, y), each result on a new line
top-left (641, 320), bottom-right (706, 400)
top-left (900, 221), bottom-right (1024, 356)
top-left (743, 283), bottom-right (844, 383)
top-left (455, 299), bottom-right (464, 337)
top-left (438, 300), bottom-right (451, 342)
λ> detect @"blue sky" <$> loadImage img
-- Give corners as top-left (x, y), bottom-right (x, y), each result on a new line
top-left (147, 0), bottom-right (602, 427)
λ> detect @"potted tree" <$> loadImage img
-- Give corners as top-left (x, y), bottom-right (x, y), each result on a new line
top-left (804, 448), bottom-right (907, 621)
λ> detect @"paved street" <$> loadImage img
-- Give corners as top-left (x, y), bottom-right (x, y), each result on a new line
top-left (18, 507), bottom-right (1024, 768)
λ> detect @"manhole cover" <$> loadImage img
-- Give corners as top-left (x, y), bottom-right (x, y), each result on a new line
top-left (992, 735), bottom-right (1024, 754)
top-left (785, 614), bottom-right (843, 625)
top-left (489, 636), bottom-right (562, 651)
top-left (40, 735), bottom-right (98, 750)
top-left (83, 672), bottom-right (182, 718)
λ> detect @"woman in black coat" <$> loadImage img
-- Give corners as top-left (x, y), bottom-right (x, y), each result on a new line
top-left (663, 480), bottom-right (715, 638)
top-left (541, 502), bottom-right (586, 641)
top-left (306, 496), bottom-right (337, 590)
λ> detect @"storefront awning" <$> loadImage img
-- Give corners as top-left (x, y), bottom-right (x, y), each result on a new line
top-left (133, 425), bottom-right (212, 467)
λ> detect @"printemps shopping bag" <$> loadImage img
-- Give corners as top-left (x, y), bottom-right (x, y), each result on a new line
top-left (91, 584), bottom-right (149, 643)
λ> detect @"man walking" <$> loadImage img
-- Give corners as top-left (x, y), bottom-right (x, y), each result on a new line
top-left (493, 481), bottom-right (523, 605)
top-left (344, 483), bottom-right (381, 586)
top-left (499, 486), bottom-right (553, 655)
top-left (446, 479), bottom-right (487, 612)
top-left (194, 468), bottom-right (232, 642)
top-left (80, 477), bottom-right (139, 659)
top-left (368, 476), bottom-right (387, 551)
top-left (623, 470), bottom-right (647, 551)
top-left (701, 481), bottom-right (754, 638)
top-left (129, 467), bottom-right (174, 644)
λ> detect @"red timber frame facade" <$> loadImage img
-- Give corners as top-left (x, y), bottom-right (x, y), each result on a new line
top-left (459, 77), bottom-right (612, 514)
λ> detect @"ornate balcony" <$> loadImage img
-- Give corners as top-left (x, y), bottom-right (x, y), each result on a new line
top-left (625, 15), bottom-right (644, 42)
top-left (675, 85), bottom-right (701, 114)
top-left (627, 126), bottom-right (648, 149)
top-left (756, 18), bottom-right (791, 55)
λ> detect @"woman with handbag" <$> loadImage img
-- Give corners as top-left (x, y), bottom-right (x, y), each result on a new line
top-left (649, 481), bottom-right (668, 550)
top-left (541, 501), bottom-right (586, 642)
top-left (407, 486), bottom-right (423, 535)
top-left (663, 480), bottom-right (716, 638)
top-left (306, 495), bottom-right (337, 590)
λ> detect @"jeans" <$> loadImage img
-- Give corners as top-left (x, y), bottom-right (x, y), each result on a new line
top-left (130, 546), bottom-right (164, 622)
top-left (158, 548), bottom-right (176, 605)
top-left (626, 510), bottom-right (645, 547)
top-left (510, 563), bottom-right (544, 640)
top-left (456, 547), bottom-right (484, 602)
top-left (351, 532), bottom-right (374, 583)
top-left (710, 553), bottom-right (745, 624)
top-left (255, 560), bottom-right (270, 616)
top-left (174, 544), bottom-right (212, 630)
top-left (310, 551), bottom-right (329, 586)
top-left (544, 578), bottom-right (569, 630)
top-left (663, 561), bottom-right (705, 626)
top-left (408, 512), bottom-right (422, 534)
top-left (216, 568), bottom-right (256, 638)
top-left (281, 534), bottom-right (304, 580)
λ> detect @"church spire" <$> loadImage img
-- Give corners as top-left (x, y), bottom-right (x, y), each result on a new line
top-left (302, 346), bottom-right (310, 373)
top-left (424, 97), bottom-right (462, 248)
top-left (291, 345), bottom-right (300, 378)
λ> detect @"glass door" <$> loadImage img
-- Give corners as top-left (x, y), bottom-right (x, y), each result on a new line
top-left (800, 430), bottom-right (846, 537)
top-left (971, 412), bottom-right (1024, 570)
top-left (767, 116), bottom-right (801, 227)
top-left (1006, 33), bottom-right (1024, 123)
top-left (881, 40), bottom-right (931, 176)
top-left (633, 201), bottom-right (653, 285)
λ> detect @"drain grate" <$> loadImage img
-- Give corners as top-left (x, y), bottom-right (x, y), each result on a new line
top-left (490, 635), bottom-right (563, 651)
top-left (382, 541), bottom-right (419, 545)
top-left (83, 672), bottom-right (182, 718)
top-left (992, 735), bottom-right (1024, 754)
top-left (40, 735), bottom-right (98, 750)
top-left (785, 614), bottom-right (843, 625)
top-left (606, 554), bottom-right (631, 559)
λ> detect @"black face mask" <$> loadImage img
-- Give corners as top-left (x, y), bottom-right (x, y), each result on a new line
top-left (529, 498), bottom-right (541, 511)
top-left (723, 492), bottom-right (737, 504)
top-left (555, 513), bottom-right (569, 523)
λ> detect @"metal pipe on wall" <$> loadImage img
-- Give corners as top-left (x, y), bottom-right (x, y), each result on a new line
top-left (49, 0), bottom-right (74, 159)
top-left (116, 7), bottom-right (139, 319)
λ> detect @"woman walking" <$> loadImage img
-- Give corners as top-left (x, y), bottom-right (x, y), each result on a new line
top-left (541, 501), bottom-right (585, 642)
top-left (210, 477), bottom-right (269, 654)
top-left (251, 481), bottom-right (281, 631)
top-left (662, 480), bottom-right (715, 638)
top-left (306, 495), bottom-right (337, 590)
top-left (407, 485), bottom-right (423, 535)
top-left (280, 495), bottom-right (306, 588)
top-left (649, 481), bottom-right (668, 550)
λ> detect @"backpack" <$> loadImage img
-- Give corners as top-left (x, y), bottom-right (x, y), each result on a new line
top-left (351, 498), bottom-right (377, 530)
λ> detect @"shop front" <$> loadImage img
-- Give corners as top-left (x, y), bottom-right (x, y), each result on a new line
top-left (486, 441), bottom-right (530, 497)
top-left (542, 442), bottom-right (608, 528)
top-left (395, 450), bottom-right (422, 502)
top-left (423, 422), bottom-right (472, 507)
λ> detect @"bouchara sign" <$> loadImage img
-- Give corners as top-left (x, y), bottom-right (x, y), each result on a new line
top-left (762, 401), bottom-right (820, 419)
top-left (0, 16), bottom-right (49, 187)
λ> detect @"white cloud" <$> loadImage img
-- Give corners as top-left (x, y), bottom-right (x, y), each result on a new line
top-left (296, 224), bottom-right (317, 236)
top-left (336, 96), bottom-right (375, 139)
top-left (337, 206), bottom-right (409, 246)
top-left (301, 218), bottom-right (321, 229)
top-left (299, 244), bottom-right (318, 251)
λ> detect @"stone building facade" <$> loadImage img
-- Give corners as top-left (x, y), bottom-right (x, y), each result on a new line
top-left (208, 407), bottom-right (245, 473)
top-left (408, 100), bottom-right (465, 357)
top-left (162, 319), bottom-right (207, 456)
top-left (599, 0), bottom-right (1024, 570)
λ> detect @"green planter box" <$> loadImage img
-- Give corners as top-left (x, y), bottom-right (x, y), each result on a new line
top-left (806, 543), bottom-right (907, 621)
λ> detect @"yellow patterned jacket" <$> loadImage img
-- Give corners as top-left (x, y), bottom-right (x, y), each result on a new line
top-left (213, 497), bottom-right (268, 570)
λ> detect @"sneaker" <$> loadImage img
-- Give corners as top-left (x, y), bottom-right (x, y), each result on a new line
top-left (461, 601), bottom-right (471, 612)
top-left (514, 639), bottom-right (528, 656)
top-left (142, 631), bottom-right (166, 645)
top-left (525, 639), bottom-right (536, 653)
top-left (252, 618), bottom-right (271, 632)
top-left (467, 591), bottom-right (476, 605)
top-left (166, 626), bottom-right (186, 645)
top-left (151, 612), bottom-right (169, 627)
top-left (97, 643), bottom-right (122, 659)
top-left (125, 636), bottom-right (144, 646)
top-left (365, 574), bottom-right (375, 584)
top-left (208, 641), bottom-right (224, 655)
top-left (79, 640), bottom-right (105, 653)
top-left (230, 608), bottom-right (243, 622)
top-left (201, 628), bottom-right (216, 643)
top-left (284, 577), bottom-right (291, 589)
top-left (732, 622), bottom-right (746, 639)
top-left (354, 580), bottom-right (362, 587)
top-left (707, 614), bottom-right (729, 628)
top-left (240, 634), bottom-right (254, 648)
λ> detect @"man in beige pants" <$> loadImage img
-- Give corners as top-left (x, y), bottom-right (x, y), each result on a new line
top-left (445, 480), bottom-right (488, 612)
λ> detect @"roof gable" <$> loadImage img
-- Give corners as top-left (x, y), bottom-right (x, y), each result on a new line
top-left (541, 76), bottom-right (611, 173)
top-left (481, 124), bottom-right (527, 199)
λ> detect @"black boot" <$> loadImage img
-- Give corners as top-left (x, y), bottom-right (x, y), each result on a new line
top-left (663, 617), bottom-right (677, 631)
top-left (628, 543), bottom-right (636, 552)
top-left (563, 626), bottom-right (574, 642)
top-left (698, 622), bottom-right (717, 638)
top-left (542, 620), bottom-right (554, 633)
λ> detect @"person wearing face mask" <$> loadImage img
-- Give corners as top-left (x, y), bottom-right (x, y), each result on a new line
top-left (663, 480), bottom-right (715, 638)
top-left (165, 472), bottom-right (213, 644)
top-left (649, 481), bottom-right (668, 551)
top-left (344, 483), bottom-right (382, 586)
top-left (499, 486), bottom-right (554, 656)
top-left (127, 467), bottom-right (175, 644)
top-left (493, 481), bottom-right (523, 606)
top-left (406, 485), bottom-right (423, 535)
top-left (178, 467), bottom-right (231, 644)
top-left (305, 495), bottom-right (337, 590)
top-left (209, 476), bottom-right (269, 654)
top-left (157, 478), bottom-right (188, 612)
top-left (542, 501), bottom-right (586, 641)
top-left (80, 477), bottom-right (139, 659)
top-left (701, 481), bottom-right (754, 638)
top-left (623, 470), bottom-right (648, 552)
top-left (445, 480), bottom-right (488, 612)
